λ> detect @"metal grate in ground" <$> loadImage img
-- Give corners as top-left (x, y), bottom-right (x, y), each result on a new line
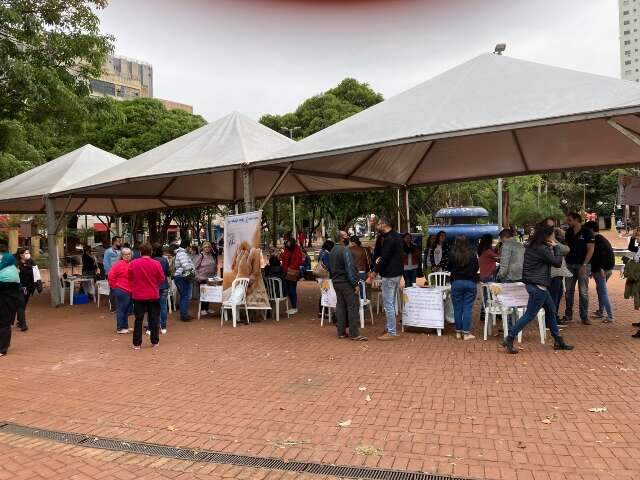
top-left (0, 422), bottom-right (472, 480)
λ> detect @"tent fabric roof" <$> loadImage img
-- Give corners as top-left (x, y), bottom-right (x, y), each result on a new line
top-left (0, 144), bottom-right (126, 214)
top-left (53, 111), bottom-right (293, 214)
top-left (251, 53), bottom-right (640, 193)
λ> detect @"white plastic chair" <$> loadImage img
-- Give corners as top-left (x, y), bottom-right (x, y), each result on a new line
top-left (359, 280), bottom-right (374, 327)
top-left (221, 278), bottom-right (250, 328)
top-left (169, 279), bottom-right (178, 313)
top-left (428, 272), bottom-right (450, 287)
top-left (265, 277), bottom-right (289, 322)
top-left (320, 279), bottom-right (335, 326)
top-left (96, 280), bottom-right (110, 310)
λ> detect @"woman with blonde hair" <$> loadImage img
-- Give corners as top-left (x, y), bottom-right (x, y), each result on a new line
top-left (195, 241), bottom-right (218, 316)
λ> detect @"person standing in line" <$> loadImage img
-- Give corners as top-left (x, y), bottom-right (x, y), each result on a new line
top-left (375, 217), bottom-right (404, 341)
top-left (503, 224), bottom-right (574, 354)
top-left (548, 224), bottom-right (572, 317)
top-left (330, 231), bottom-right (367, 341)
top-left (402, 233), bottom-right (421, 287)
top-left (95, 239), bottom-right (108, 280)
top-left (281, 238), bottom-right (304, 315)
top-left (195, 241), bottom-right (218, 316)
top-left (584, 221), bottom-right (615, 323)
top-left (108, 247), bottom-right (133, 333)
top-left (0, 244), bottom-right (21, 357)
top-left (496, 229), bottom-right (524, 283)
top-left (103, 236), bottom-right (122, 312)
top-left (449, 236), bottom-right (479, 340)
top-left (132, 241), bottom-right (142, 259)
top-left (129, 243), bottom-right (165, 350)
top-left (478, 233), bottom-right (500, 321)
top-left (152, 243), bottom-right (171, 335)
top-left (15, 247), bottom-right (36, 332)
top-left (430, 231), bottom-right (450, 272)
top-left (174, 239), bottom-right (195, 321)
top-left (349, 236), bottom-right (371, 280)
top-left (562, 213), bottom-right (594, 325)
top-left (423, 234), bottom-right (436, 277)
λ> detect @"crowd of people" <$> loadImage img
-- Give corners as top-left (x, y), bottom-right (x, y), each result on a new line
top-left (0, 210), bottom-right (629, 357)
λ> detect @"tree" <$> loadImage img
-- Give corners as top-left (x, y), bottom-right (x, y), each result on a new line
top-left (0, 0), bottom-right (113, 177)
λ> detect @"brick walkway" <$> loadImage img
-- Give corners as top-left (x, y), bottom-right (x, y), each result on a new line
top-left (1, 274), bottom-right (640, 480)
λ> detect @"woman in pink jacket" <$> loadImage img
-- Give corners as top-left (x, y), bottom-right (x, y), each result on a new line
top-left (108, 247), bottom-right (133, 334)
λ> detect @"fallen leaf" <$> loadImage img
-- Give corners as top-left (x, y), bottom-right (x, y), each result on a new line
top-left (338, 419), bottom-right (352, 427)
top-left (541, 418), bottom-right (552, 424)
top-left (588, 407), bottom-right (608, 413)
top-left (355, 445), bottom-right (382, 456)
top-left (365, 395), bottom-right (372, 402)
top-left (358, 386), bottom-right (367, 391)
top-left (167, 425), bottom-right (176, 431)
top-left (517, 441), bottom-right (526, 449)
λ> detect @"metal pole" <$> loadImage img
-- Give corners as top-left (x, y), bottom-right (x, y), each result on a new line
top-left (272, 198), bottom-right (278, 247)
top-left (404, 187), bottom-right (411, 233)
top-left (583, 185), bottom-right (587, 213)
top-left (396, 189), bottom-right (401, 231)
top-left (242, 168), bottom-right (255, 212)
top-left (497, 178), bottom-right (503, 230)
top-left (45, 197), bottom-right (62, 307)
top-left (292, 196), bottom-right (297, 239)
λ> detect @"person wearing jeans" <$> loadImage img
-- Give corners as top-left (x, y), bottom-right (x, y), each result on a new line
top-left (503, 224), bottom-right (573, 354)
top-left (107, 248), bottom-right (133, 333)
top-left (374, 217), bottom-right (404, 340)
top-left (281, 239), bottom-right (304, 315)
top-left (153, 243), bottom-right (171, 334)
top-left (174, 239), bottom-right (195, 321)
top-left (562, 213), bottom-right (594, 325)
top-left (448, 236), bottom-right (479, 340)
top-left (584, 221), bottom-right (615, 322)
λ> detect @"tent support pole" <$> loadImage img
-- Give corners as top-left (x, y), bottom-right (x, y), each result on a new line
top-left (53, 196), bottom-right (72, 235)
top-left (242, 167), bottom-right (255, 212)
top-left (497, 178), bottom-right (503, 230)
top-left (404, 186), bottom-right (410, 233)
top-left (45, 197), bottom-right (62, 307)
top-left (259, 163), bottom-right (292, 209)
top-left (396, 189), bottom-right (401, 232)
top-left (272, 198), bottom-right (278, 247)
top-left (608, 119), bottom-right (640, 147)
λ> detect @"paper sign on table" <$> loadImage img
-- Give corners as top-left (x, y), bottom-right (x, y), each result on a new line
top-left (402, 287), bottom-right (444, 329)
top-left (318, 278), bottom-right (337, 308)
top-left (200, 285), bottom-right (223, 303)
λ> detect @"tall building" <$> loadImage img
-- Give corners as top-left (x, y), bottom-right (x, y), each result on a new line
top-left (620, 0), bottom-right (640, 82)
top-left (90, 55), bottom-right (153, 98)
top-left (90, 54), bottom-right (193, 113)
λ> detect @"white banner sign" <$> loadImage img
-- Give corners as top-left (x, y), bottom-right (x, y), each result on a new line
top-left (402, 287), bottom-right (444, 329)
top-left (200, 285), bottom-right (223, 303)
top-left (223, 210), bottom-right (262, 289)
top-left (492, 282), bottom-right (529, 308)
top-left (617, 175), bottom-right (640, 205)
top-left (318, 279), bottom-right (337, 308)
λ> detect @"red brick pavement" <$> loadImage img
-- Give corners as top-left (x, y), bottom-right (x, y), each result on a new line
top-left (1, 275), bottom-right (640, 480)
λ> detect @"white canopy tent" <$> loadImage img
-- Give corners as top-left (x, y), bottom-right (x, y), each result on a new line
top-left (249, 53), bottom-right (640, 195)
top-left (54, 111), bottom-right (294, 213)
top-left (0, 144), bottom-right (126, 306)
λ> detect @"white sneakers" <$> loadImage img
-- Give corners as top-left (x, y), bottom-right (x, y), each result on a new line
top-left (200, 310), bottom-right (208, 316)
top-left (287, 308), bottom-right (298, 315)
top-left (463, 334), bottom-right (476, 341)
top-left (161, 328), bottom-right (167, 335)
top-left (117, 329), bottom-right (129, 334)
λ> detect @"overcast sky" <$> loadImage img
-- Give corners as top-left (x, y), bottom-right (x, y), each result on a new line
top-left (97, 0), bottom-right (620, 122)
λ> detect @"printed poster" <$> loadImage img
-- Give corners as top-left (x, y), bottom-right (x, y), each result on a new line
top-left (402, 286), bottom-right (445, 329)
top-left (617, 175), bottom-right (640, 205)
top-left (491, 282), bottom-right (529, 308)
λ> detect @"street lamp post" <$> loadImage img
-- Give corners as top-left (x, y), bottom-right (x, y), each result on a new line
top-left (578, 183), bottom-right (588, 213)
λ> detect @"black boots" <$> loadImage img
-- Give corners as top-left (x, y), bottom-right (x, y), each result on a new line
top-left (502, 336), bottom-right (518, 354)
top-left (553, 336), bottom-right (574, 350)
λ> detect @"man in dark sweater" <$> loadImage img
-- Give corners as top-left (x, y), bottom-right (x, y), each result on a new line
top-left (375, 217), bottom-right (404, 341)
top-left (584, 221), bottom-right (615, 322)
top-left (330, 231), bottom-right (367, 341)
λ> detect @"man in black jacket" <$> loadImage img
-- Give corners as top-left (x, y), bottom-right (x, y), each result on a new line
top-left (374, 217), bottom-right (404, 341)
top-left (584, 221), bottom-right (615, 322)
top-left (330, 231), bottom-right (367, 341)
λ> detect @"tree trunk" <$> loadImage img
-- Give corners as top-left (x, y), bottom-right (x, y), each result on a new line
top-left (147, 212), bottom-right (159, 243)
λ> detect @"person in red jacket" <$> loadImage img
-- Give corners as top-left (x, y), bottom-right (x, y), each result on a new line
top-left (128, 243), bottom-right (165, 349)
top-left (108, 247), bottom-right (133, 334)
top-left (280, 239), bottom-right (304, 314)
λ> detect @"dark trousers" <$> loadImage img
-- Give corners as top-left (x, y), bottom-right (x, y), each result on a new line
top-left (286, 280), bottom-right (298, 308)
top-left (334, 282), bottom-right (360, 338)
top-left (133, 300), bottom-right (160, 347)
top-left (549, 276), bottom-right (564, 315)
top-left (0, 283), bottom-right (21, 355)
top-left (15, 286), bottom-right (34, 329)
top-left (508, 284), bottom-right (561, 339)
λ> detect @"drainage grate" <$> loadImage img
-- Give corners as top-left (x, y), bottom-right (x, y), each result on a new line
top-left (0, 422), bottom-right (472, 480)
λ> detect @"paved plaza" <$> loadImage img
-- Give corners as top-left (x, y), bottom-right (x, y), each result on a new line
top-left (1, 261), bottom-right (640, 480)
